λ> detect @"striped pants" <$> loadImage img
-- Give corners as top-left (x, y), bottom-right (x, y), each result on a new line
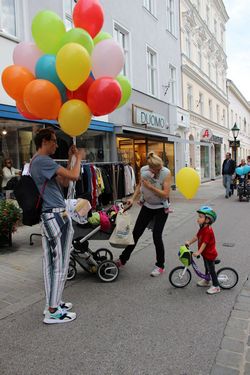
top-left (40, 211), bottom-right (74, 308)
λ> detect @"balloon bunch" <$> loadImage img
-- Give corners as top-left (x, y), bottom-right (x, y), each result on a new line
top-left (1, 0), bottom-right (132, 137)
top-left (235, 165), bottom-right (250, 176)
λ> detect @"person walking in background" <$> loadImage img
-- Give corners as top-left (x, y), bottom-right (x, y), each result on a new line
top-left (1, 158), bottom-right (21, 189)
top-left (31, 128), bottom-right (84, 324)
top-left (222, 152), bottom-right (235, 198)
top-left (116, 152), bottom-right (171, 277)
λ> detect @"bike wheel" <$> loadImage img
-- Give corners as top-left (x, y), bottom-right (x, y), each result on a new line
top-left (93, 248), bottom-right (113, 262)
top-left (217, 267), bottom-right (238, 289)
top-left (67, 265), bottom-right (77, 280)
top-left (97, 260), bottom-right (119, 282)
top-left (169, 266), bottom-right (192, 288)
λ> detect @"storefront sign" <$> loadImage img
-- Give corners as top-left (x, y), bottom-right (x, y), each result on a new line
top-left (201, 128), bottom-right (213, 141)
top-left (133, 105), bottom-right (169, 131)
top-left (211, 135), bottom-right (223, 144)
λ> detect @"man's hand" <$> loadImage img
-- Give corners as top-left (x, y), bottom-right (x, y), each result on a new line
top-left (192, 252), bottom-right (200, 257)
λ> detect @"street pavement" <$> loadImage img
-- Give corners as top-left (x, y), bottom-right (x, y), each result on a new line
top-left (0, 179), bottom-right (250, 375)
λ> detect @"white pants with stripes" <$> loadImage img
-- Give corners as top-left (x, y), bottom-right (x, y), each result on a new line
top-left (40, 211), bottom-right (74, 308)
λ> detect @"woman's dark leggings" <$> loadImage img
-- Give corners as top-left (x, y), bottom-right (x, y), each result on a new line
top-left (204, 258), bottom-right (219, 287)
top-left (119, 205), bottom-right (168, 268)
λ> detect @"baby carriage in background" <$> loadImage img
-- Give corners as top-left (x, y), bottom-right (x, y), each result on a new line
top-left (67, 204), bottom-right (121, 282)
top-left (237, 175), bottom-right (250, 202)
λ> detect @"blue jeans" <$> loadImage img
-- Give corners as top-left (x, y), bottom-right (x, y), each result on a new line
top-left (223, 175), bottom-right (232, 197)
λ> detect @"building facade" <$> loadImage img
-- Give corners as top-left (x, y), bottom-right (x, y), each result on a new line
top-left (0, 0), bottom-right (183, 183)
top-left (227, 80), bottom-right (250, 163)
top-left (180, 0), bottom-right (229, 181)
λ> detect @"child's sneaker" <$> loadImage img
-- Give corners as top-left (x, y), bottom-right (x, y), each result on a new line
top-left (206, 286), bottom-right (221, 295)
top-left (43, 306), bottom-right (76, 324)
top-left (150, 266), bottom-right (165, 277)
top-left (43, 301), bottom-right (73, 315)
top-left (197, 279), bottom-right (211, 287)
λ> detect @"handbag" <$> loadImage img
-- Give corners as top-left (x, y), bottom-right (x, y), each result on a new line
top-left (109, 211), bottom-right (134, 248)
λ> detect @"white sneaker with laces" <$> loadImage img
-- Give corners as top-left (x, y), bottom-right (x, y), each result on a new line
top-left (43, 306), bottom-right (76, 324)
top-left (197, 279), bottom-right (211, 287)
top-left (206, 286), bottom-right (221, 295)
top-left (150, 266), bottom-right (165, 277)
top-left (43, 302), bottom-right (73, 315)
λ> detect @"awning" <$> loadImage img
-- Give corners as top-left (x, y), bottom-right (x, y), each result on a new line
top-left (0, 104), bottom-right (114, 133)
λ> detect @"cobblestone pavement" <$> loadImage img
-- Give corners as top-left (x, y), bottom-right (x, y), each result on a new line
top-left (0, 179), bottom-right (250, 374)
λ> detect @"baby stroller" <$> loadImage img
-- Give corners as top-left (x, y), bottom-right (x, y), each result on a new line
top-left (237, 175), bottom-right (250, 202)
top-left (67, 205), bottom-right (119, 282)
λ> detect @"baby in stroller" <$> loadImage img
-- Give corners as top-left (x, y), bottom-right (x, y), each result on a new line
top-left (67, 205), bottom-right (120, 282)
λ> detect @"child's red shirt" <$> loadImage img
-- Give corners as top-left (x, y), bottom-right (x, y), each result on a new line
top-left (197, 225), bottom-right (218, 260)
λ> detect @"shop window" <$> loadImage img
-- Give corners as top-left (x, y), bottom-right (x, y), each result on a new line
top-left (200, 145), bottom-right (210, 179)
top-left (214, 144), bottom-right (221, 176)
top-left (77, 131), bottom-right (111, 162)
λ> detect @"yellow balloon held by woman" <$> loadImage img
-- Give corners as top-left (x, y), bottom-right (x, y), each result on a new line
top-left (56, 43), bottom-right (91, 91)
top-left (176, 167), bottom-right (200, 199)
top-left (58, 99), bottom-right (91, 137)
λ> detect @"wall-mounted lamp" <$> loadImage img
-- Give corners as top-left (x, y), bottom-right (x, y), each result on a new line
top-left (2, 127), bottom-right (7, 136)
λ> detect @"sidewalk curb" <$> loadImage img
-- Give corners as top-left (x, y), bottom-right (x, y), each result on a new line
top-left (211, 275), bottom-right (250, 375)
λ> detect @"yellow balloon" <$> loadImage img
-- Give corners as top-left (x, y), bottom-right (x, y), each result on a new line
top-left (176, 167), bottom-right (200, 199)
top-left (56, 43), bottom-right (91, 91)
top-left (58, 99), bottom-right (91, 136)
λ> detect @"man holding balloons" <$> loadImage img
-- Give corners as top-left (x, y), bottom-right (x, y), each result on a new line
top-left (31, 128), bottom-right (85, 324)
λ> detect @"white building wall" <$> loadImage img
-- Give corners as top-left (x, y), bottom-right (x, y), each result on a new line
top-left (227, 80), bottom-right (250, 161)
top-left (180, 0), bottom-right (229, 180)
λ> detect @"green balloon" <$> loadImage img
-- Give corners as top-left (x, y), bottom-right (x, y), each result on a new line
top-left (93, 31), bottom-right (112, 45)
top-left (32, 10), bottom-right (66, 54)
top-left (116, 75), bottom-right (132, 108)
top-left (58, 28), bottom-right (94, 55)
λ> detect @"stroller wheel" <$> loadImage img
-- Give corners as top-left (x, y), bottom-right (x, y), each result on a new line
top-left (97, 260), bottom-right (119, 282)
top-left (93, 248), bottom-right (113, 263)
top-left (69, 258), bottom-right (76, 268)
top-left (67, 265), bottom-right (77, 280)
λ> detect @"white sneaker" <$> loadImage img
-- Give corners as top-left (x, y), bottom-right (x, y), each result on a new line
top-left (197, 279), bottom-right (211, 287)
top-left (150, 266), bottom-right (165, 277)
top-left (43, 306), bottom-right (76, 324)
top-left (206, 286), bottom-right (221, 295)
top-left (43, 302), bottom-right (73, 315)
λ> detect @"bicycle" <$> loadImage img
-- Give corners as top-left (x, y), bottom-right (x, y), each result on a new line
top-left (169, 245), bottom-right (239, 289)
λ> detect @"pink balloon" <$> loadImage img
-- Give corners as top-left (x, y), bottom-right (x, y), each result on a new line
top-left (13, 42), bottom-right (43, 75)
top-left (91, 39), bottom-right (125, 79)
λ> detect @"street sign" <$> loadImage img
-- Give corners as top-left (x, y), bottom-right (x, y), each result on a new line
top-left (229, 140), bottom-right (240, 148)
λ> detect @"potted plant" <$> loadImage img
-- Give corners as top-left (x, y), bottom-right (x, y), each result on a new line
top-left (0, 200), bottom-right (21, 247)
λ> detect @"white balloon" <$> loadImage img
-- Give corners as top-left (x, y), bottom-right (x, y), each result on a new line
top-left (91, 39), bottom-right (125, 79)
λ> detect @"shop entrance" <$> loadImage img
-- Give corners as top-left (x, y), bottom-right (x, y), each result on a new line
top-left (116, 136), bottom-right (174, 181)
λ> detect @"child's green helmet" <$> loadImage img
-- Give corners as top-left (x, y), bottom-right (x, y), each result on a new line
top-left (197, 206), bottom-right (217, 224)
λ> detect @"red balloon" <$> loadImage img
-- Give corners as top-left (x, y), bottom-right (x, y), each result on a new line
top-left (16, 101), bottom-right (40, 120)
top-left (87, 77), bottom-right (122, 116)
top-left (73, 0), bottom-right (104, 38)
top-left (67, 76), bottom-right (94, 103)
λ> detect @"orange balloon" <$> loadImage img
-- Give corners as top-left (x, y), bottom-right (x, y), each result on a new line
top-left (23, 79), bottom-right (62, 120)
top-left (1, 65), bottom-right (35, 101)
top-left (16, 101), bottom-right (40, 120)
